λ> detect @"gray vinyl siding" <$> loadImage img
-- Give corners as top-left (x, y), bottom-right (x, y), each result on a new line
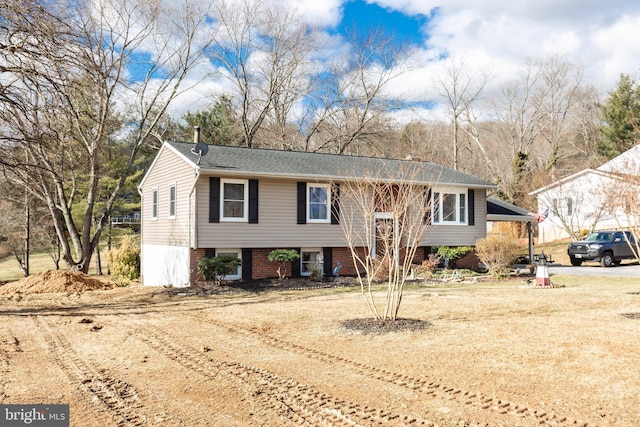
top-left (140, 148), bottom-right (196, 246)
top-left (421, 190), bottom-right (487, 246)
top-left (197, 176), bottom-right (348, 248)
top-left (196, 175), bottom-right (487, 249)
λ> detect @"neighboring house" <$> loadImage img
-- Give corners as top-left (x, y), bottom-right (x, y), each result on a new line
top-left (530, 145), bottom-right (640, 243)
top-left (137, 140), bottom-right (497, 287)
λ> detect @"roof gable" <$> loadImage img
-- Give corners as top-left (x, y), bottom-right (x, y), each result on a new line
top-left (528, 168), bottom-right (621, 195)
top-left (164, 141), bottom-right (495, 188)
top-left (597, 144), bottom-right (640, 173)
top-left (138, 142), bottom-right (197, 189)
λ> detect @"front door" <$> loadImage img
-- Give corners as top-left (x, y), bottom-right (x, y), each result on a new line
top-left (374, 213), bottom-right (396, 259)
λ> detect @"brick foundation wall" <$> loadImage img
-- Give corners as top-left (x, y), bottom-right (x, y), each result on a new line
top-left (190, 248), bottom-right (205, 282)
top-left (252, 248), bottom-right (278, 279)
top-left (454, 250), bottom-right (480, 270)
top-left (189, 246), bottom-right (438, 283)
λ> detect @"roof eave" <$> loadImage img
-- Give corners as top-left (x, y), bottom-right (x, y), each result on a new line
top-left (197, 168), bottom-right (495, 188)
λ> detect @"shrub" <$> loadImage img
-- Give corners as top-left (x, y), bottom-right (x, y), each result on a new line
top-left (197, 255), bottom-right (241, 285)
top-left (436, 246), bottom-right (474, 268)
top-left (106, 236), bottom-right (140, 286)
top-left (413, 254), bottom-right (439, 278)
top-left (475, 235), bottom-right (521, 278)
top-left (267, 249), bottom-right (300, 279)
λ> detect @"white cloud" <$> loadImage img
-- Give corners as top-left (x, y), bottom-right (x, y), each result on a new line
top-left (374, 0), bottom-right (640, 94)
top-left (160, 0), bottom-right (640, 119)
top-left (289, 0), bottom-right (344, 26)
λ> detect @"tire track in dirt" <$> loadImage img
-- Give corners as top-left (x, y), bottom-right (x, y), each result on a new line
top-left (191, 315), bottom-right (591, 427)
top-left (31, 316), bottom-right (183, 427)
top-left (127, 318), bottom-right (433, 426)
top-left (0, 329), bottom-right (21, 401)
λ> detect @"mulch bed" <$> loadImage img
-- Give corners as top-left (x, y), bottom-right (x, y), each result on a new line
top-left (162, 276), bottom-right (360, 296)
top-left (341, 317), bottom-right (431, 335)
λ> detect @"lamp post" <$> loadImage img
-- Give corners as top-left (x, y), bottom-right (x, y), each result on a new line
top-left (535, 251), bottom-right (550, 287)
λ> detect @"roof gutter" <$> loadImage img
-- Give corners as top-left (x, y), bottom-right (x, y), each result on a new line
top-left (189, 127), bottom-right (202, 251)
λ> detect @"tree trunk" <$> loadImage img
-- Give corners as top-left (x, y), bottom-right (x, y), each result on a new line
top-left (23, 192), bottom-right (30, 277)
top-left (95, 243), bottom-right (103, 275)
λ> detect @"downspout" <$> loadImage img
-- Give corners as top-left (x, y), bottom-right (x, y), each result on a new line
top-left (188, 126), bottom-right (202, 284)
top-left (189, 167), bottom-right (200, 251)
top-left (137, 186), bottom-right (144, 285)
top-left (189, 126), bottom-right (202, 257)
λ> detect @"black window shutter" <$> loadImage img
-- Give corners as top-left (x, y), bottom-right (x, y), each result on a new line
top-left (323, 247), bottom-right (333, 277)
top-left (423, 188), bottom-right (432, 224)
top-left (291, 248), bottom-right (302, 277)
top-left (468, 189), bottom-right (475, 226)
top-left (297, 182), bottom-right (306, 224)
top-left (331, 183), bottom-right (340, 224)
top-left (205, 249), bottom-right (216, 258)
top-left (249, 180), bottom-right (259, 223)
top-left (242, 249), bottom-right (252, 280)
top-left (209, 177), bottom-right (220, 223)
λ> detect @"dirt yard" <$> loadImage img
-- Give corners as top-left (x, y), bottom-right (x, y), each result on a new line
top-left (1, 271), bottom-right (639, 427)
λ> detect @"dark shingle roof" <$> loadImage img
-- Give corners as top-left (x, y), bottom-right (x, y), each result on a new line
top-left (167, 141), bottom-right (495, 188)
top-left (487, 196), bottom-right (534, 219)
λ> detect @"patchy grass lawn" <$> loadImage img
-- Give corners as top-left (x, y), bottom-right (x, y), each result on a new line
top-left (1, 273), bottom-right (639, 426)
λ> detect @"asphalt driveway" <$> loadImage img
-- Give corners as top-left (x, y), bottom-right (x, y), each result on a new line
top-left (548, 261), bottom-right (640, 277)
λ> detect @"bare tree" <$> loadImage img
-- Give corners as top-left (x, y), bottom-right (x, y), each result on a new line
top-left (0, 0), bottom-right (217, 272)
top-left (435, 55), bottom-right (490, 170)
top-left (0, 198), bottom-right (30, 277)
top-left (304, 27), bottom-right (415, 155)
top-left (209, 0), bottom-right (317, 149)
top-left (490, 56), bottom-right (588, 204)
top-left (337, 163), bottom-right (436, 321)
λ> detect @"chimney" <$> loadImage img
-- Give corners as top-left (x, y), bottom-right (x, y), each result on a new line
top-left (194, 126), bottom-right (201, 144)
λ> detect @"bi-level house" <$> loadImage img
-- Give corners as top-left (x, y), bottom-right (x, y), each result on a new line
top-left (137, 139), bottom-right (496, 286)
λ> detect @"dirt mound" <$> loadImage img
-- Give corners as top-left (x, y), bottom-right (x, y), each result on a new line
top-left (0, 270), bottom-right (114, 294)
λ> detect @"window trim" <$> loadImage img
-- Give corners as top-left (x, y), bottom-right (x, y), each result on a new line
top-left (221, 178), bottom-right (249, 222)
top-left (151, 187), bottom-right (158, 220)
top-left (432, 188), bottom-right (468, 225)
top-left (215, 249), bottom-right (242, 280)
top-left (307, 183), bottom-right (331, 223)
top-left (300, 248), bottom-right (324, 277)
top-left (168, 182), bottom-right (176, 219)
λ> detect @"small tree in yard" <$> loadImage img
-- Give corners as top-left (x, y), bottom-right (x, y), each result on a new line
top-left (198, 255), bottom-right (241, 286)
top-left (268, 249), bottom-right (300, 279)
top-left (475, 235), bottom-right (521, 278)
top-left (338, 163), bottom-right (437, 321)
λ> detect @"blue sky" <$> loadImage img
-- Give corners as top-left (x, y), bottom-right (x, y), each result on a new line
top-left (336, 0), bottom-right (432, 47)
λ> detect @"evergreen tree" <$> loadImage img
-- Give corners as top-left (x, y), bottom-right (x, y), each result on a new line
top-left (179, 96), bottom-right (241, 146)
top-left (599, 74), bottom-right (640, 158)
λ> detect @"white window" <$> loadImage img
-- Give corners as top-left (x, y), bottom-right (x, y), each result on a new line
top-left (216, 249), bottom-right (242, 280)
top-left (168, 183), bottom-right (176, 219)
top-left (221, 179), bottom-right (248, 222)
top-left (433, 190), bottom-right (467, 224)
top-left (301, 249), bottom-right (323, 277)
top-left (151, 187), bottom-right (158, 220)
top-left (307, 183), bottom-right (330, 223)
